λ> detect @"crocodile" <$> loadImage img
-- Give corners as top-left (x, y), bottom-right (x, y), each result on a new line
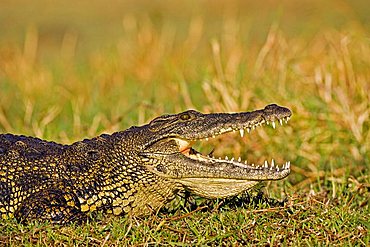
top-left (0, 104), bottom-right (291, 224)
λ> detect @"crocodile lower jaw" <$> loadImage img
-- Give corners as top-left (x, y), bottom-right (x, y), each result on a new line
top-left (176, 177), bottom-right (259, 198)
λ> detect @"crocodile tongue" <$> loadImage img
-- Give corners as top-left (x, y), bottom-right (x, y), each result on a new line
top-left (177, 139), bottom-right (194, 155)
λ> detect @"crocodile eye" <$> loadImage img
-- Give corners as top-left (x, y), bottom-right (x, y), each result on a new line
top-left (180, 113), bottom-right (191, 121)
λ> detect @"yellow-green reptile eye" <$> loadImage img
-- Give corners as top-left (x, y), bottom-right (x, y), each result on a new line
top-left (180, 113), bottom-right (191, 121)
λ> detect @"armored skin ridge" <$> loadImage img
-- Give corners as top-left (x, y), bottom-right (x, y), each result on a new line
top-left (0, 104), bottom-right (292, 224)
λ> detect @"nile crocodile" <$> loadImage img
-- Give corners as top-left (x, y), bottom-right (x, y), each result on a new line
top-left (0, 104), bottom-right (291, 224)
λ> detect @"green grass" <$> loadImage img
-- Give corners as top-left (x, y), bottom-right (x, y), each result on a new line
top-left (0, 0), bottom-right (369, 245)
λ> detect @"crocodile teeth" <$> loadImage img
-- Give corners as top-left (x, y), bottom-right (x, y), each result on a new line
top-left (271, 121), bottom-right (276, 129)
top-left (279, 119), bottom-right (283, 125)
top-left (239, 129), bottom-right (244, 137)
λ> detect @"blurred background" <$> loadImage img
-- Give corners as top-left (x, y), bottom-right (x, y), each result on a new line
top-left (1, 0), bottom-right (369, 50)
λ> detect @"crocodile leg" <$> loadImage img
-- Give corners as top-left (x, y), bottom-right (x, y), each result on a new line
top-left (14, 189), bottom-right (85, 224)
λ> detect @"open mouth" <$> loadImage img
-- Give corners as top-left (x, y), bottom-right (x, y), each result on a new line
top-left (142, 105), bottom-right (292, 198)
top-left (174, 115), bottom-right (291, 171)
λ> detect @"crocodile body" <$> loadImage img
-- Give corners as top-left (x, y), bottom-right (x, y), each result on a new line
top-left (0, 104), bottom-right (291, 224)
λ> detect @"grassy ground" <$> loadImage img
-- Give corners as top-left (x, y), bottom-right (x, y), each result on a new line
top-left (0, 0), bottom-right (369, 246)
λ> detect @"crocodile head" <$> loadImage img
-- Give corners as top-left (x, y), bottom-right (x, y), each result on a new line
top-left (133, 104), bottom-right (292, 198)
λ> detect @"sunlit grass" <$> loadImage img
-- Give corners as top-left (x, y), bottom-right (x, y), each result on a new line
top-left (0, 0), bottom-right (369, 245)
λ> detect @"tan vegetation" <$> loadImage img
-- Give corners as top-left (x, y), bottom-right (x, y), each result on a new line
top-left (0, 0), bottom-right (369, 245)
